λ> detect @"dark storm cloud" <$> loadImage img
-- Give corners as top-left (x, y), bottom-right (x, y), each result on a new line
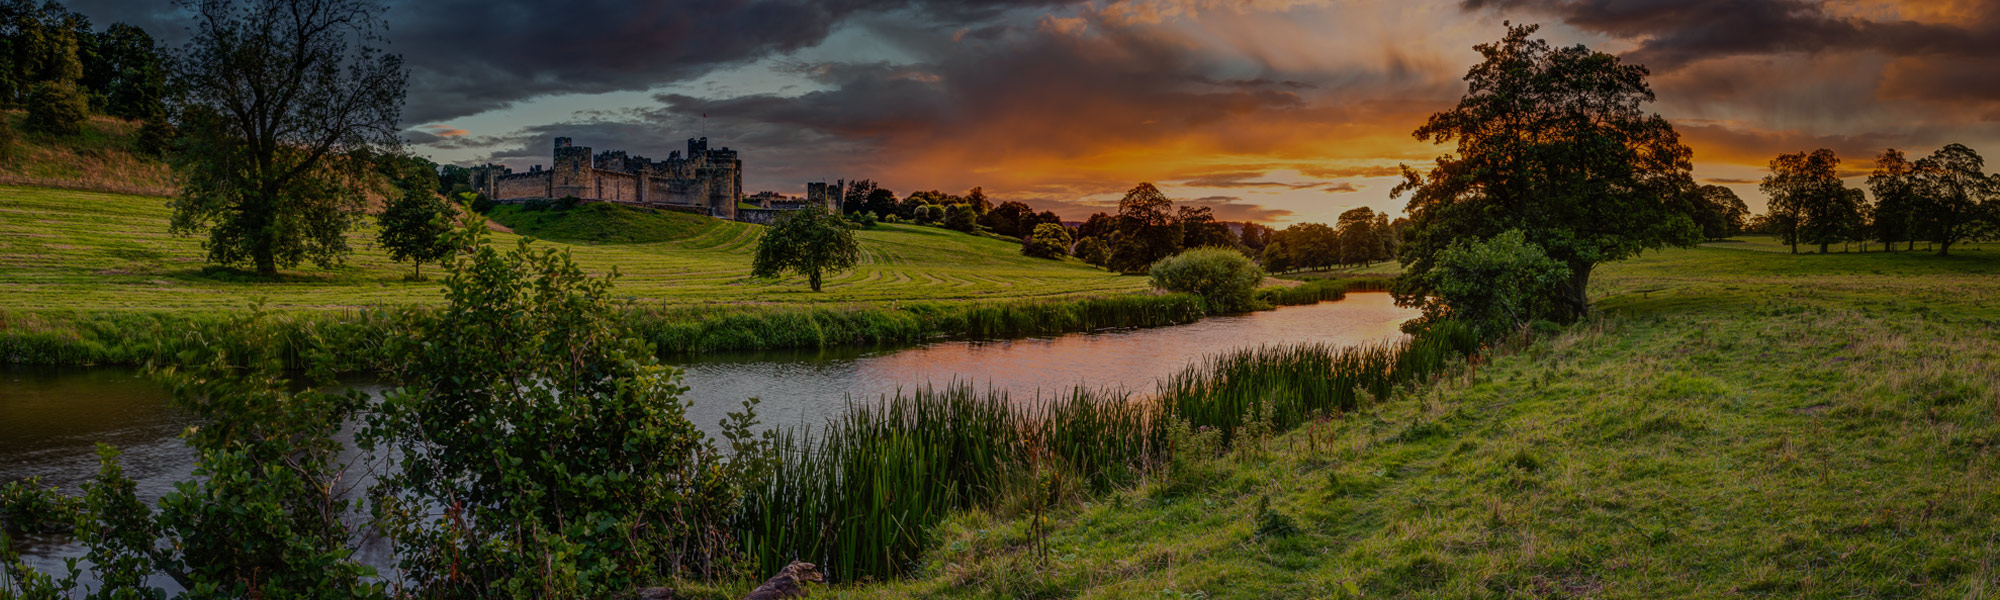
top-left (1461, 0), bottom-right (2000, 70)
top-left (58, 0), bottom-right (1087, 124)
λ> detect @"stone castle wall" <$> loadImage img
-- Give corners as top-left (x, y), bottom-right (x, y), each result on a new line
top-left (472, 137), bottom-right (742, 219)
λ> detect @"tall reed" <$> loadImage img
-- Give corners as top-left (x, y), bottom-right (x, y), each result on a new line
top-left (731, 319), bottom-right (1482, 582)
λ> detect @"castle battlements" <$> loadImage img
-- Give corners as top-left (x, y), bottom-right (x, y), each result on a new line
top-left (471, 137), bottom-right (745, 219)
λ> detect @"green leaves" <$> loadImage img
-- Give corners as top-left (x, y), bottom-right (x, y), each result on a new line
top-left (751, 205), bottom-right (860, 292)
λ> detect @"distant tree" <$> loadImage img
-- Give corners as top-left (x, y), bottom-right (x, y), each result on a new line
top-left (1237, 222), bottom-right (1273, 252)
top-left (965, 186), bottom-right (991, 214)
top-left (1260, 238), bottom-right (1292, 272)
top-left (435, 163), bottom-right (473, 195)
top-left (842, 179), bottom-right (877, 214)
top-left (1108, 182), bottom-right (1182, 273)
top-left (377, 160), bottom-right (457, 279)
top-left (753, 205), bottom-right (858, 291)
top-left (980, 200), bottom-right (1034, 237)
top-left (1334, 207), bottom-right (1382, 266)
top-left (1022, 222), bottom-right (1073, 259)
top-left (1149, 247), bottom-right (1266, 313)
top-left (89, 23), bottom-right (165, 120)
top-left (1076, 212), bottom-right (1117, 241)
top-left (1412, 229), bottom-right (1572, 336)
top-left (1393, 23), bottom-right (1701, 319)
top-left (1373, 213), bottom-right (1401, 259)
top-left (23, 80), bottom-right (85, 135)
top-left (1177, 205), bottom-right (1236, 249)
top-left (1912, 143), bottom-right (1996, 256)
top-left (1690, 185), bottom-right (1750, 240)
top-left (166, 0), bottom-right (408, 276)
top-left (1272, 222), bottom-right (1337, 271)
top-left (1868, 149), bottom-right (1921, 252)
top-left (944, 202), bottom-right (978, 232)
top-left (863, 187), bottom-right (898, 218)
top-left (1762, 149), bottom-right (1850, 254)
top-left (1072, 236), bottom-right (1109, 267)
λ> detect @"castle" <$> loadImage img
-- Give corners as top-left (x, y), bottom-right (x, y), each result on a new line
top-left (471, 137), bottom-right (746, 219)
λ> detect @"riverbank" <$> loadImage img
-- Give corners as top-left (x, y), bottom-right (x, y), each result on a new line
top-left (813, 243), bottom-right (2000, 598)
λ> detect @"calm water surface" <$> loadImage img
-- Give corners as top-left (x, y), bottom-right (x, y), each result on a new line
top-left (0, 293), bottom-right (1415, 589)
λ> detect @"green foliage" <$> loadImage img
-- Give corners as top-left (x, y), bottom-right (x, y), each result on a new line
top-left (1108, 182), bottom-right (1183, 273)
top-left (23, 80), bottom-right (86, 136)
top-left (1762, 148), bottom-right (1865, 254)
top-left (1072, 236), bottom-right (1110, 267)
top-left (1252, 277), bottom-right (1391, 308)
top-left (1149, 247), bottom-right (1266, 313)
top-left (1691, 184), bottom-right (1750, 240)
top-left (1411, 229), bottom-right (1572, 335)
top-left (1252, 496), bottom-right (1299, 538)
top-left (944, 202), bottom-right (979, 232)
top-left (167, 0), bottom-right (406, 275)
top-left (1394, 23), bottom-right (1700, 317)
top-left (1021, 222), bottom-right (1073, 259)
top-left (135, 113), bottom-right (175, 156)
top-left (375, 160), bottom-right (458, 278)
top-left (363, 224), bottom-right (752, 595)
top-left (752, 205), bottom-right (859, 292)
top-left (1909, 143), bottom-right (1997, 255)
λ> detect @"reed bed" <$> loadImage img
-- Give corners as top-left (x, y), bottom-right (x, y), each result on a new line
top-left (732, 320), bottom-right (1481, 582)
top-left (1254, 276), bottom-right (1394, 307)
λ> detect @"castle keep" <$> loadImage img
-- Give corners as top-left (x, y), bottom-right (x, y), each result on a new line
top-left (471, 137), bottom-right (744, 219)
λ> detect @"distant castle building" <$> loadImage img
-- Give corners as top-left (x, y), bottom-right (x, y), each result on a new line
top-left (471, 137), bottom-right (744, 219)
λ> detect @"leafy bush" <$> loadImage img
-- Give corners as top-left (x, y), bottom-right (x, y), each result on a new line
top-left (851, 210), bottom-right (878, 228)
top-left (364, 223), bottom-right (760, 595)
top-left (1022, 222), bottom-right (1073, 259)
top-left (1073, 236), bottom-right (1110, 267)
top-left (944, 203), bottom-right (978, 232)
top-left (24, 81), bottom-right (88, 136)
top-left (1148, 247), bottom-right (1266, 313)
top-left (1407, 229), bottom-right (1572, 335)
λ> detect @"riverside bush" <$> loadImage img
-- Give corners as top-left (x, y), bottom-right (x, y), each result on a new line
top-left (1149, 247), bottom-right (1266, 313)
top-left (1408, 229), bottom-right (1572, 335)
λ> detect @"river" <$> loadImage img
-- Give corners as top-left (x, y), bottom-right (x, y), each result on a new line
top-left (0, 293), bottom-right (1416, 590)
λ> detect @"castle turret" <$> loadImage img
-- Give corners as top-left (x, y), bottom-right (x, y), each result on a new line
top-left (551, 137), bottom-right (592, 199)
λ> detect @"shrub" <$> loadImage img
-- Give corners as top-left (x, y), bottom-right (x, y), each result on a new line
top-left (852, 211), bottom-right (878, 228)
top-left (1407, 229), bottom-right (1572, 335)
top-left (135, 115), bottom-right (176, 156)
top-left (1148, 247), bottom-right (1266, 313)
top-left (24, 81), bottom-right (89, 136)
top-left (1073, 236), bottom-right (1110, 267)
top-left (1022, 222), bottom-right (1074, 259)
top-left (945, 203), bottom-right (978, 232)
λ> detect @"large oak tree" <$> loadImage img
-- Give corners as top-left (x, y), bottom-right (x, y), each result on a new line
top-left (1393, 23), bottom-right (1700, 319)
top-left (166, 0), bottom-right (406, 275)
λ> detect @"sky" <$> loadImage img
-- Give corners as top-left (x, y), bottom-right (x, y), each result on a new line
top-left (77, 0), bottom-right (2000, 226)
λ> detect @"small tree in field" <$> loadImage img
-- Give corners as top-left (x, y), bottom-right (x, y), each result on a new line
top-left (753, 205), bottom-right (859, 291)
top-left (1022, 222), bottom-right (1073, 259)
top-left (1073, 236), bottom-right (1110, 267)
top-left (376, 162), bottom-right (457, 279)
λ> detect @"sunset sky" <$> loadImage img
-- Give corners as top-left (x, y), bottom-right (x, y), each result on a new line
top-left (85, 0), bottom-right (2000, 225)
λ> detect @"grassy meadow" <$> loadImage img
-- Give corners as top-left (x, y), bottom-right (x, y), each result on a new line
top-left (0, 185), bottom-right (1146, 313)
top-left (810, 242), bottom-right (2000, 599)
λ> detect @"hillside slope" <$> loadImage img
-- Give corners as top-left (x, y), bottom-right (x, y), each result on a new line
top-left (0, 112), bottom-right (173, 197)
top-left (834, 244), bottom-right (2000, 599)
top-left (0, 185), bottom-right (1144, 312)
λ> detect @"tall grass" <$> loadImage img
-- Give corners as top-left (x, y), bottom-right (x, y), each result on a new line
top-left (732, 319), bottom-right (1482, 582)
top-left (1254, 276), bottom-right (1394, 307)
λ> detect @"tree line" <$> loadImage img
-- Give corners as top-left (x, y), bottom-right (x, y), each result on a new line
top-left (0, 0), bottom-right (170, 146)
top-left (1750, 144), bottom-right (1998, 255)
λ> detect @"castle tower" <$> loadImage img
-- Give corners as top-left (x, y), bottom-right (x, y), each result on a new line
top-left (551, 137), bottom-right (592, 199)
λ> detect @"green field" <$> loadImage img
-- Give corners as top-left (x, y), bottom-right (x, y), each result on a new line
top-left (822, 243), bottom-right (2000, 599)
top-left (0, 186), bottom-right (1146, 312)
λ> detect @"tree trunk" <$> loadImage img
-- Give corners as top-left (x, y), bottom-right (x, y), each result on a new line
top-left (809, 270), bottom-right (822, 292)
top-left (1819, 241), bottom-right (1829, 254)
top-left (1563, 262), bottom-right (1594, 320)
top-left (1938, 240), bottom-right (1952, 257)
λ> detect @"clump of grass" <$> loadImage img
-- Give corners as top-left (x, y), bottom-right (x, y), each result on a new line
top-left (1253, 277), bottom-right (1393, 307)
